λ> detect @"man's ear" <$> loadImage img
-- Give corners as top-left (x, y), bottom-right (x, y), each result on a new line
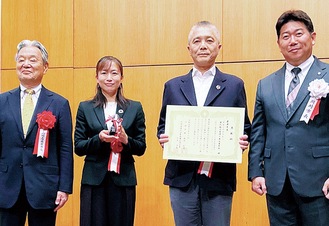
top-left (43, 62), bottom-right (49, 74)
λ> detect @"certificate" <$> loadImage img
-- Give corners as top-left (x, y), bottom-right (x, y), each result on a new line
top-left (163, 105), bottom-right (245, 163)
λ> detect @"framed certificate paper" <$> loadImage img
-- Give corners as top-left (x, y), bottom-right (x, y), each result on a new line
top-left (163, 105), bottom-right (245, 163)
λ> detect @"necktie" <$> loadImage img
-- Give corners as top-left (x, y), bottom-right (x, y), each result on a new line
top-left (22, 89), bottom-right (35, 136)
top-left (286, 67), bottom-right (301, 114)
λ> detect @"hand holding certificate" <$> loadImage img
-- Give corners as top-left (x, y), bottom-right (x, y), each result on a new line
top-left (163, 105), bottom-right (245, 163)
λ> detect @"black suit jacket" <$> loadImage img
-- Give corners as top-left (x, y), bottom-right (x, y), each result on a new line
top-left (0, 86), bottom-right (73, 209)
top-left (74, 99), bottom-right (146, 187)
top-left (157, 67), bottom-right (251, 195)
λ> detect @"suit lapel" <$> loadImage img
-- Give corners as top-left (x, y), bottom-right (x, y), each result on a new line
top-left (287, 58), bottom-right (327, 120)
top-left (204, 68), bottom-right (225, 106)
top-left (93, 102), bottom-right (127, 130)
top-left (117, 104), bottom-right (126, 119)
top-left (93, 105), bottom-right (107, 130)
top-left (179, 68), bottom-right (226, 106)
top-left (180, 71), bottom-right (197, 106)
top-left (7, 88), bottom-right (24, 136)
top-left (272, 66), bottom-right (288, 120)
top-left (27, 87), bottom-right (53, 136)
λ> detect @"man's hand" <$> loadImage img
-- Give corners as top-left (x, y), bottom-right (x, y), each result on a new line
top-left (158, 134), bottom-right (169, 148)
top-left (322, 178), bottom-right (329, 199)
top-left (54, 191), bottom-right (69, 212)
top-left (252, 177), bottom-right (267, 196)
top-left (239, 134), bottom-right (249, 151)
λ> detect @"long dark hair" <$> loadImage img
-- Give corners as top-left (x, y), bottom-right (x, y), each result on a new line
top-left (92, 56), bottom-right (128, 108)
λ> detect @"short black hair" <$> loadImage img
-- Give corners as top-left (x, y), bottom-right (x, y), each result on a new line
top-left (275, 10), bottom-right (314, 39)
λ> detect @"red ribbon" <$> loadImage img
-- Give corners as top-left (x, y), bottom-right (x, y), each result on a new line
top-left (197, 162), bottom-right (214, 178)
top-left (310, 99), bottom-right (320, 120)
top-left (33, 129), bottom-right (50, 158)
top-left (105, 115), bottom-right (123, 173)
top-left (33, 111), bottom-right (56, 158)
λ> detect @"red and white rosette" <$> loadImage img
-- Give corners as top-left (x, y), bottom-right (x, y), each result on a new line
top-left (105, 115), bottom-right (123, 174)
top-left (300, 79), bottom-right (329, 123)
top-left (33, 111), bottom-right (56, 158)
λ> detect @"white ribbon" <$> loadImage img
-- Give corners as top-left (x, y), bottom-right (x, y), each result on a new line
top-left (36, 129), bottom-right (48, 157)
top-left (198, 161), bottom-right (214, 177)
top-left (108, 152), bottom-right (120, 173)
top-left (300, 97), bottom-right (317, 123)
top-left (106, 116), bottom-right (121, 173)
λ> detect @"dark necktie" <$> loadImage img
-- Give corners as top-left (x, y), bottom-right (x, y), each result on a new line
top-left (22, 89), bottom-right (35, 136)
top-left (286, 67), bottom-right (301, 114)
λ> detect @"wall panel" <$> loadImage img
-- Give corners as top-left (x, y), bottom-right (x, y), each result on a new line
top-left (74, 0), bottom-right (152, 67)
top-left (148, 0), bottom-right (223, 65)
top-left (1, 0), bottom-right (73, 69)
top-left (1, 70), bottom-right (18, 91)
top-left (74, 0), bottom-right (223, 68)
top-left (72, 68), bottom-right (96, 226)
top-left (222, 0), bottom-right (329, 62)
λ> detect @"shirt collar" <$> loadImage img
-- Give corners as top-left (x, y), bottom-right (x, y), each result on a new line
top-left (286, 55), bottom-right (314, 74)
top-left (20, 84), bottom-right (42, 97)
top-left (192, 65), bottom-right (216, 77)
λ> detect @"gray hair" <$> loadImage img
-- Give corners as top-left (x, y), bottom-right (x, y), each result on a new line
top-left (187, 21), bottom-right (220, 44)
top-left (15, 40), bottom-right (48, 64)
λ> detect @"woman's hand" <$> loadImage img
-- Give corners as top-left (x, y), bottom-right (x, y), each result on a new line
top-left (117, 125), bottom-right (128, 145)
top-left (99, 126), bottom-right (128, 145)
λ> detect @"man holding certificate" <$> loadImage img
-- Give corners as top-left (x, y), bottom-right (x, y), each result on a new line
top-left (157, 21), bottom-right (251, 226)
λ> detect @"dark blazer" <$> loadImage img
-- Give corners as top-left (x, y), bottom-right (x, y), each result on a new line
top-left (248, 57), bottom-right (329, 197)
top-left (157, 67), bottom-right (251, 195)
top-left (74, 99), bottom-right (146, 187)
top-left (0, 86), bottom-right (73, 209)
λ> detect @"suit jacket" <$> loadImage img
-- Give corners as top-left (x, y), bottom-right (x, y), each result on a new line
top-left (157, 67), bottom-right (251, 195)
top-left (0, 86), bottom-right (73, 209)
top-left (248, 57), bottom-right (329, 197)
top-left (74, 99), bottom-right (146, 187)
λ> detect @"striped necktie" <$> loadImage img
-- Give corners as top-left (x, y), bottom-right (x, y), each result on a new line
top-left (286, 67), bottom-right (301, 114)
top-left (22, 89), bottom-right (35, 136)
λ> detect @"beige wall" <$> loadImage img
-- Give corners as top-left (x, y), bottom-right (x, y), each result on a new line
top-left (1, 1), bottom-right (329, 225)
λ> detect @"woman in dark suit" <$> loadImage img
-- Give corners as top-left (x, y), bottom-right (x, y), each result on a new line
top-left (74, 56), bottom-right (146, 226)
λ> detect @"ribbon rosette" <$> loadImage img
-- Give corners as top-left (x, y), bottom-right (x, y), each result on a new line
top-left (33, 111), bottom-right (56, 158)
top-left (105, 114), bottom-right (123, 173)
top-left (300, 79), bottom-right (329, 123)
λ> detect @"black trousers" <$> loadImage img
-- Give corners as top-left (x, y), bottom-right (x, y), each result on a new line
top-left (0, 184), bottom-right (57, 226)
top-left (266, 176), bottom-right (329, 226)
top-left (80, 173), bottom-right (136, 226)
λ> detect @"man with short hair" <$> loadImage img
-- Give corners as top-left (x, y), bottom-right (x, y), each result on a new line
top-left (0, 40), bottom-right (73, 226)
top-left (157, 21), bottom-right (251, 226)
top-left (249, 10), bottom-right (329, 225)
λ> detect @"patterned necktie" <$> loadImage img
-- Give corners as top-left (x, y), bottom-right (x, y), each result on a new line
top-left (286, 67), bottom-right (301, 114)
top-left (22, 89), bottom-right (35, 136)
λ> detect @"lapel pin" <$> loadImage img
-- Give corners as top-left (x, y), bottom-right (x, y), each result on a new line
top-left (118, 109), bottom-right (124, 114)
top-left (216, 85), bottom-right (221, 90)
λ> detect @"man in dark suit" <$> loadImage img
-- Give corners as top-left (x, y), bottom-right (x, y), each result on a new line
top-left (248, 10), bottom-right (329, 225)
top-left (0, 40), bottom-right (73, 226)
top-left (157, 21), bottom-right (251, 226)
